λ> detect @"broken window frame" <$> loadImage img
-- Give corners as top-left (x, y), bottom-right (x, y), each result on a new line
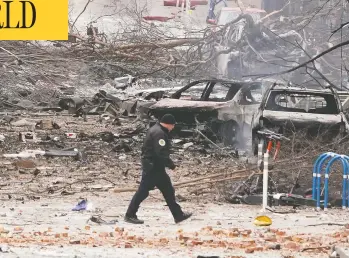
top-left (264, 90), bottom-right (340, 114)
top-left (172, 80), bottom-right (242, 102)
top-left (232, 82), bottom-right (263, 106)
top-left (171, 80), bottom-right (210, 99)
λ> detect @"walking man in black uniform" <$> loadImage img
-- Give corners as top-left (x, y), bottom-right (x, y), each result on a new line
top-left (125, 114), bottom-right (192, 224)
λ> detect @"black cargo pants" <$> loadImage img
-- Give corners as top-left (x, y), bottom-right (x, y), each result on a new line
top-left (126, 168), bottom-right (183, 220)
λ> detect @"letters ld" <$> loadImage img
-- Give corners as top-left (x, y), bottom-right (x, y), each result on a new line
top-left (0, 0), bottom-right (36, 29)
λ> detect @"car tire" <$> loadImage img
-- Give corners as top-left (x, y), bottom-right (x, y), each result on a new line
top-left (332, 122), bottom-right (347, 143)
top-left (219, 120), bottom-right (240, 147)
top-left (339, 122), bottom-right (346, 138)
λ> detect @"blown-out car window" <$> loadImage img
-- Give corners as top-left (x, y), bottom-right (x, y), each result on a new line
top-left (238, 83), bottom-right (263, 105)
top-left (178, 82), bottom-right (208, 100)
top-left (265, 91), bottom-right (339, 114)
top-left (207, 83), bottom-right (231, 101)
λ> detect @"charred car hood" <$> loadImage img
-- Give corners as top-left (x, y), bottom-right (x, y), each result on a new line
top-left (263, 110), bottom-right (342, 125)
top-left (149, 99), bottom-right (227, 125)
top-left (149, 99), bottom-right (227, 112)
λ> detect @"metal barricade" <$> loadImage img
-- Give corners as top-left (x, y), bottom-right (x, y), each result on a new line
top-left (312, 152), bottom-right (349, 211)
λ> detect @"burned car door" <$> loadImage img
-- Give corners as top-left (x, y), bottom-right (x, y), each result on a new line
top-left (251, 82), bottom-right (275, 129)
top-left (221, 83), bottom-right (263, 124)
top-left (215, 82), bottom-right (263, 148)
top-left (233, 83), bottom-right (263, 144)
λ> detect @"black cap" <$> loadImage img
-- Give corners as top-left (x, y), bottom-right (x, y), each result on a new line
top-left (160, 114), bottom-right (176, 125)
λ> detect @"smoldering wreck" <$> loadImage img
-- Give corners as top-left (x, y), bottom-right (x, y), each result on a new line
top-left (46, 77), bottom-right (349, 157)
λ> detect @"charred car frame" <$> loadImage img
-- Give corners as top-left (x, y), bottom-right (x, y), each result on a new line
top-left (251, 84), bottom-right (349, 155)
top-left (148, 79), bottom-right (263, 148)
top-left (147, 80), bottom-right (349, 156)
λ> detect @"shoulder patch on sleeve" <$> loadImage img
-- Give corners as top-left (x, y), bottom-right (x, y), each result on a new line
top-left (158, 139), bottom-right (166, 146)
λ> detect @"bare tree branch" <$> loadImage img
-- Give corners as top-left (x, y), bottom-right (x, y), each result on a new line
top-left (244, 40), bottom-right (349, 78)
top-left (70, 0), bottom-right (92, 31)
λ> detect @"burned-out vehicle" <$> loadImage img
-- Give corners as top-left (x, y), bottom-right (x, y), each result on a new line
top-left (251, 84), bottom-right (349, 155)
top-left (148, 79), bottom-right (263, 148)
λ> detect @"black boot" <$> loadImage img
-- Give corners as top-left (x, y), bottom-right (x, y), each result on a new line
top-left (124, 214), bottom-right (144, 224)
top-left (175, 212), bottom-right (192, 224)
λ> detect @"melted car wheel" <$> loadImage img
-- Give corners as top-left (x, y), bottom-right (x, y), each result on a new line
top-left (219, 120), bottom-right (240, 147)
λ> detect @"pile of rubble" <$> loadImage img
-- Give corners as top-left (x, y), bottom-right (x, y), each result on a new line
top-left (0, 75), bottom-right (244, 201)
top-left (2, 71), bottom-right (349, 203)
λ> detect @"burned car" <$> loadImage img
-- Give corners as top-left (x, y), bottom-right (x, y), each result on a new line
top-left (251, 84), bottom-right (349, 155)
top-left (148, 79), bottom-right (263, 148)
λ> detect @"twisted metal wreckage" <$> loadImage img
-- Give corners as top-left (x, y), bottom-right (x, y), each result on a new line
top-left (56, 77), bottom-right (349, 157)
top-left (4, 0), bottom-right (346, 157)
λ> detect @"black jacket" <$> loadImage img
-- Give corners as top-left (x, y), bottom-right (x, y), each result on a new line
top-left (141, 122), bottom-right (175, 172)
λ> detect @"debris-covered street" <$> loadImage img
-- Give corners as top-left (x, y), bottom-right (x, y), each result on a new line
top-left (2, 196), bottom-right (349, 258)
top-left (2, 0), bottom-right (349, 257)
top-left (1, 84), bottom-right (349, 258)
